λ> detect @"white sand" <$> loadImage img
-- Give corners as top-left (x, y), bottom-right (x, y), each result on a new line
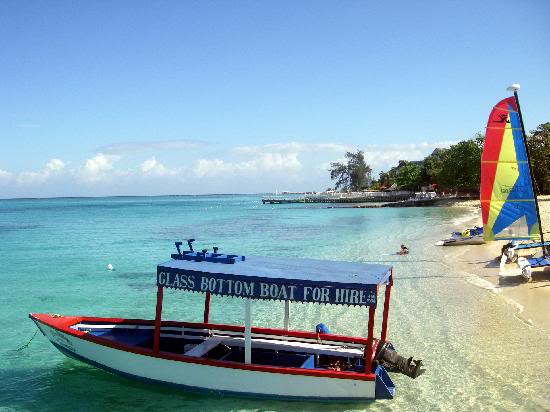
top-left (443, 195), bottom-right (550, 330)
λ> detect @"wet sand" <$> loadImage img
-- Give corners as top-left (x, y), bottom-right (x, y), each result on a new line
top-left (442, 195), bottom-right (550, 330)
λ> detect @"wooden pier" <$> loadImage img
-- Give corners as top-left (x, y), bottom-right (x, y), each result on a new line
top-left (262, 192), bottom-right (413, 205)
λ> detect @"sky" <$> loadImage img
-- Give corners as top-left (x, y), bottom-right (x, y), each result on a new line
top-left (1, 0), bottom-right (549, 198)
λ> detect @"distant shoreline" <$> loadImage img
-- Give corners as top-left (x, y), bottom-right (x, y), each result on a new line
top-left (0, 193), bottom-right (271, 201)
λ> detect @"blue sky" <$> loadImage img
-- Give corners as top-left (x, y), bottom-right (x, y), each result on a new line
top-left (1, 0), bottom-right (549, 197)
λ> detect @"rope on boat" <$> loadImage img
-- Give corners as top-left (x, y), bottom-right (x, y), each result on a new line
top-left (16, 330), bottom-right (38, 351)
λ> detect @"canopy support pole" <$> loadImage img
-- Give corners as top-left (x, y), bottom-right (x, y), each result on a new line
top-left (283, 301), bottom-right (290, 331)
top-left (364, 305), bottom-right (376, 373)
top-left (203, 292), bottom-right (211, 323)
top-left (244, 299), bottom-right (252, 364)
top-left (380, 271), bottom-right (393, 342)
top-left (153, 286), bottom-right (164, 354)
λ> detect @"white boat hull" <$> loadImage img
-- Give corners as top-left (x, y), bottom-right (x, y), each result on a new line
top-left (436, 235), bottom-right (485, 246)
top-left (32, 317), bottom-right (378, 401)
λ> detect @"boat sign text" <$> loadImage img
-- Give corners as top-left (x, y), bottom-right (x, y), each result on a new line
top-left (157, 270), bottom-right (377, 307)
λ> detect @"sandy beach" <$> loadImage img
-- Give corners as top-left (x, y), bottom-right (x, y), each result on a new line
top-left (442, 195), bottom-right (550, 330)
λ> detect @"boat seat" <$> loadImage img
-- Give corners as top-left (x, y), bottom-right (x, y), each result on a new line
top-left (184, 336), bottom-right (225, 357)
top-left (213, 335), bottom-right (365, 358)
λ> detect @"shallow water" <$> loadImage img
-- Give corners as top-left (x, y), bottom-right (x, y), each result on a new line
top-left (0, 195), bottom-right (548, 411)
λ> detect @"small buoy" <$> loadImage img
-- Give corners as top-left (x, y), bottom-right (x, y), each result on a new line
top-left (107, 263), bottom-right (114, 271)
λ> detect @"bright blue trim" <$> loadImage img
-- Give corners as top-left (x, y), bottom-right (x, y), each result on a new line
top-left (50, 343), bottom-right (379, 402)
top-left (526, 257), bottom-right (550, 268)
top-left (509, 106), bottom-right (528, 162)
top-left (496, 236), bottom-right (536, 241)
top-left (516, 241), bottom-right (550, 250)
top-left (375, 366), bottom-right (395, 399)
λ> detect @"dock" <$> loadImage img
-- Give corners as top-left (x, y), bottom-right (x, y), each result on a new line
top-left (262, 191), bottom-right (413, 205)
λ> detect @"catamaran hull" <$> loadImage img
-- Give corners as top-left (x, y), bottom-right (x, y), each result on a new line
top-left (436, 235), bottom-right (485, 246)
top-left (31, 316), bottom-right (379, 401)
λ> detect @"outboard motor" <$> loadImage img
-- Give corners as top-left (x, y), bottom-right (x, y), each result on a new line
top-left (375, 342), bottom-right (425, 379)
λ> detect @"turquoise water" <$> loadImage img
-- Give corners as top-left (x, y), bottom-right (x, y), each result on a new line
top-left (1, 195), bottom-right (548, 411)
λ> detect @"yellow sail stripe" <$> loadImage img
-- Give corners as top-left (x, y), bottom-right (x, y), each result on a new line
top-left (481, 160), bottom-right (528, 164)
top-left (485, 113), bottom-right (519, 240)
top-left (480, 199), bottom-right (536, 203)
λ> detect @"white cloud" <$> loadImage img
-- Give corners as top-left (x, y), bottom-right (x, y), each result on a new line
top-left (193, 151), bottom-right (301, 178)
top-left (0, 139), bottom-right (458, 197)
top-left (16, 171), bottom-right (44, 185)
top-left (15, 158), bottom-right (66, 185)
top-left (140, 157), bottom-right (172, 177)
top-left (193, 158), bottom-right (255, 177)
top-left (194, 141), bottom-right (343, 178)
top-left (0, 169), bottom-right (13, 182)
top-left (80, 153), bottom-right (120, 182)
top-left (257, 152), bottom-right (301, 171)
top-left (362, 141), bottom-right (456, 172)
top-left (45, 158), bottom-right (65, 172)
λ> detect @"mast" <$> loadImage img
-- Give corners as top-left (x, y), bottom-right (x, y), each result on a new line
top-left (510, 84), bottom-right (546, 253)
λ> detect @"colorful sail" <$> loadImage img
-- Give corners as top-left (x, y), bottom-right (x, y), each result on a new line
top-left (480, 96), bottom-right (540, 241)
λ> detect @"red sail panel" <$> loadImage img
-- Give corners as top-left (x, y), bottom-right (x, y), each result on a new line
top-left (480, 97), bottom-right (517, 227)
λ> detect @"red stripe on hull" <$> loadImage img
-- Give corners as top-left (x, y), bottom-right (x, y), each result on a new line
top-left (30, 313), bottom-right (377, 381)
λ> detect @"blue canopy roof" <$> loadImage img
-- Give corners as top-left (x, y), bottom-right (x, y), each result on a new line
top-left (157, 255), bottom-right (392, 307)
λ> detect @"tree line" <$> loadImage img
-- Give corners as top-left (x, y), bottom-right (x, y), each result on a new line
top-left (329, 122), bottom-right (550, 194)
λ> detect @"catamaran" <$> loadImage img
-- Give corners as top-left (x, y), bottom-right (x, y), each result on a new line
top-left (501, 240), bottom-right (550, 263)
top-left (480, 84), bottom-right (549, 281)
top-left (436, 226), bottom-right (484, 246)
top-left (30, 240), bottom-right (423, 401)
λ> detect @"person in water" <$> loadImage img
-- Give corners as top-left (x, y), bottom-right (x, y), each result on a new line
top-left (398, 244), bottom-right (409, 255)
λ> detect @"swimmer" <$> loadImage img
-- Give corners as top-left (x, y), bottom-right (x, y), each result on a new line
top-left (397, 244), bottom-right (409, 255)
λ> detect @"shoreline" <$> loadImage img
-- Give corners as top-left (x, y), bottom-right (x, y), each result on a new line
top-left (439, 197), bottom-right (550, 330)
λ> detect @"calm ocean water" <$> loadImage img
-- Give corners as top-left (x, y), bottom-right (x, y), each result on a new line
top-left (0, 195), bottom-right (548, 411)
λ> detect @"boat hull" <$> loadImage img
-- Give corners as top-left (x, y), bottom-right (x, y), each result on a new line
top-left (437, 235), bottom-right (485, 246)
top-left (31, 314), bottom-right (381, 401)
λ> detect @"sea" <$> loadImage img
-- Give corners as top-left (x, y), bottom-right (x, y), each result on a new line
top-left (0, 195), bottom-right (548, 412)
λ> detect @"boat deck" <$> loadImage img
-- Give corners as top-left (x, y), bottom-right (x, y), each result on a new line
top-left (71, 321), bottom-right (372, 373)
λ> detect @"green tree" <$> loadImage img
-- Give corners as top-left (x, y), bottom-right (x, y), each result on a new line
top-left (378, 171), bottom-right (392, 188)
top-left (395, 161), bottom-right (422, 190)
top-left (437, 138), bottom-right (483, 192)
top-left (329, 151), bottom-right (372, 191)
top-left (420, 148), bottom-right (447, 186)
top-left (473, 131), bottom-right (485, 150)
top-left (527, 123), bottom-right (550, 195)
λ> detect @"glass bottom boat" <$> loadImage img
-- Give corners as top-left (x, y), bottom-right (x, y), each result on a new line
top-left (30, 241), bottom-right (423, 401)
